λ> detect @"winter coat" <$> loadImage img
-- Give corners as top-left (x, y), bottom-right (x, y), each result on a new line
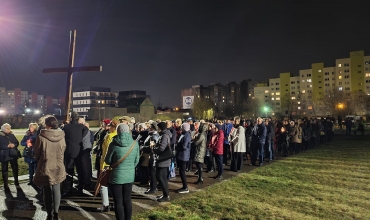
top-left (153, 129), bottom-right (172, 168)
top-left (21, 130), bottom-right (38, 163)
top-left (302, 124), bottom-right (312, 141)
top-left (209, 130), bottom-right (224, 155)
top-left (82, 129), bottom-right (92, 151)
top-left (229, 125), bottom-right (246, 153)
top-left (169, 127), bottom-right (177, 145)
top-left (245, 126), bottom-right (253, 142)
top-left (63, 120), bottom-right (87, 159)
top-left (105, 132), bottom-right (140, 184)
top-left (290, 125), bottom-right (303, 144)
top-left (141, 131), bottom-right (159, 166)
top-left (252, 122), bottom-right (267, 145)
top-left (0, 131), bottom-right (19, 163)
top-left (33, 129), bottom-right (66, 186)
top-left (265, 123), bottom-right (272, 144)
top-left (176, 131), bottom-right (191, 161)
top-left (222, 123), bottom-right (233, 145)
top-left (193, 123), bottom-right (207, 163)
top-left (100, 130), bottom-right (117, 170)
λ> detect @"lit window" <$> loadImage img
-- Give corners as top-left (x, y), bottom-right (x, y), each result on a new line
top-left (271, 98), bottom-right (275, 100)
top-left (302, 90), bottom-right (306, 93)
top-left (265, 90), bottom-right (269, 93)
top-left (271, 93), bottom-right (274, 95)
top-left (291, 97), bottom-right (296, 100)
top-left (249, 94), bottom-right (251, 96)
top-left (339, 76), bottom-right (342, 79)
top-left (307, 79), bottom-right (312, 82)
top-left (276, 92), bottom-right (280, 95)
top-left (338, 64), bottom-right (342, 67)
top-left (318, 70), bottom-right (321, 72)
top-left (298, 106), bottom-right (301, 110)
top-left (298, 101), bottom-right (300, 104)
top-left (310, 85), bottom-right (312, 87)
top-left (339, 87), bottom-right (343, 91)
top-left (276, 97), bottom-right (280, 100)
top-left (302, 80), bottom-right (305, 82)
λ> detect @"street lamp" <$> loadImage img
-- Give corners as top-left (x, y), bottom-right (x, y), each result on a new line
top-left (338, 103), bottom-right (344, 109)
top-left (263, 106), bottom-right (268, 118)
top-left (34, 110), bottom-right (40, 115)
top-left (98, 101), bottom-right (101, 121)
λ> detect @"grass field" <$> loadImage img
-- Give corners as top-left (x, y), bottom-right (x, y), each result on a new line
top-left (135, 135), bottom-right (370, 220)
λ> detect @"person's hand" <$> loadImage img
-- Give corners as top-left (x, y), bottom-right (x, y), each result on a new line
top-left (8, 143), bottom-right (15, 148)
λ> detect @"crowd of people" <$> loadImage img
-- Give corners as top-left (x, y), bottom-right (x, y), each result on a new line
top-left (0, 112), bottom-right (352, 220)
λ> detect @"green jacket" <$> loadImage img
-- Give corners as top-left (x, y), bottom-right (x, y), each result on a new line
top-left (105, 132), bottom-right (140, 184)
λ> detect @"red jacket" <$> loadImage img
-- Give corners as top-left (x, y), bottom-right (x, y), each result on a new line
top-left (209, 130), bottom-right (224, 155)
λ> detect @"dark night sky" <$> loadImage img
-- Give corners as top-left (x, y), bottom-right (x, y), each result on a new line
top-left (1, 0), bottom-right (370, 107)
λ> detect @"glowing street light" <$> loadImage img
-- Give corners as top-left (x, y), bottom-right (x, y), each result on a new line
top-left (338, 103), bottom-right (344, 109)
top-left (34, 110), bottom-right (40, 114)
top-left (263, 106), bottom-right (268, 118)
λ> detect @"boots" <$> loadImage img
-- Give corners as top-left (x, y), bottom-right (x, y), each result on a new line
top-left (2, 172), bottom-right (10, 191)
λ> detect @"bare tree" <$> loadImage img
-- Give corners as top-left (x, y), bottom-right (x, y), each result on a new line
top-left (191, 97), bottom-right (214, 119)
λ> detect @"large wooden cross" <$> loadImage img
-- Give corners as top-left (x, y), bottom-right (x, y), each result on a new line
top-left (43, 30), bottom-right (102, 121)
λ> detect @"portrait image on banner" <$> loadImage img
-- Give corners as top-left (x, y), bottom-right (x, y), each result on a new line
top-left (183, 96), bottom-right (194, 109)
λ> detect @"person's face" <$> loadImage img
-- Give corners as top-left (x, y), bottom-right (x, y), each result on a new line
top-left (109, 126), bottom-right (115, 132)
top-left (3, 126), bottom-right (10, 134)
top-left (194, 123), bottom-right (200, 130)
top-left (139, 127), bottom-right (145, 132)
top-left (29, 126), bottom-right (35, 133)
top-left (235, 120), bottom-right (240, 125)
top-left (257, 119), bottom-right (263, 125)
top-left (176, 121), bottom-right (181, 127)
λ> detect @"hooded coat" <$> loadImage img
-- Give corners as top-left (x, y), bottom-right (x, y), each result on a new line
top-left (105, 132), bottom-right (140, 184)
top-left (193, 123), bottom-right (207, 163)
top-left (33, 129), bottom-right (66, 186)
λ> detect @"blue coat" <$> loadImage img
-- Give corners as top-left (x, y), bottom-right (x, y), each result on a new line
top-left (222, 123), bottom-right (233, 145)
top-left (21, 131), bottom-right (38, 163)
top-left (176, 131), bottom-right (191, 161)
top-left (252, 122), bottom-right (267, 145)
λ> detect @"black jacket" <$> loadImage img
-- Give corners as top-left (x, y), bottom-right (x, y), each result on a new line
top-left (62, 120), bottom-right (87, 159)
top-left (0, 131), bottom-right (19, 162)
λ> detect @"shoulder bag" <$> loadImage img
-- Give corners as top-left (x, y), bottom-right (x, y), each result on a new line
top-left (94, 140), bottom-right (136, 197)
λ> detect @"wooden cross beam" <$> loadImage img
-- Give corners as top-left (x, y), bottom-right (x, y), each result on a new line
top-left (42, 30), bottom-right (102, 121)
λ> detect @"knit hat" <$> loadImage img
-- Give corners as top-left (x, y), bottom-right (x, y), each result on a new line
top-left (181, 123), bottom-right (190, 132)
top-left (117, 123), bottom-right (130, 134)
top-left (151, 122), bottom-right (158, 131)
top-left (157, 122), bottom-right (167, 131)
top-left (102, 119), bottom-right (111, 125)
top-left (215, 123), bottom-right (222, 131)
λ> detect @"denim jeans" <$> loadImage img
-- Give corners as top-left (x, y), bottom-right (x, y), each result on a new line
top-left (28, 161), bottom-right (37, 182)
top-left (266, 141), bottom-right (273, 160)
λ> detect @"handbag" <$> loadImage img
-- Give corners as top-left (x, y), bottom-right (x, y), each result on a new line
top-left (23, 147), bottom-right (33, 158)
top-left (157, 144), bottom-right (174, 162)
top-left (9, 148), bottom-right (21, 159)
top-left (94, 140), bottom-right (137, 197)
